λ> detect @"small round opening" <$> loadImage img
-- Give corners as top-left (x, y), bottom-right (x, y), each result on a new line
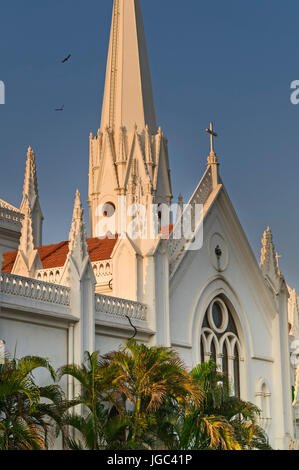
top-left (102, 202), bottom-right (115, 218)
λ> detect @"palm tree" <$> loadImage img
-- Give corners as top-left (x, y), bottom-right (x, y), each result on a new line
top-left (186, 361), bottom-right (271, 450)
top-left (58, 351), bottom-right (118, 450)
top-left (57, 349), bottom-right (271, 451)
top-left (0, 354), bottom-right (63, 450)
top-left (156, 361), bottom-right (271, 450)
top-left (100, 339), bottom-right (202, 449)
top-left (59, 341), bottom-right (201, 450)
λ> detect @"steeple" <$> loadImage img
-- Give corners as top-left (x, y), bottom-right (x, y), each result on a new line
top-left (12, 195), bottom-right (42, 277)
top-left (88, 0), bottom-right (172, 238)
top-left (18, 196), bottom-right (35, 256)
top-left (20, 146), bottom-right (43, 247)
top-left (260, 226), bottom-right (282, 292)
top-left (100, 0), bottom-right (157, 134)
top-left (68, 190), bottom-right (89, 271)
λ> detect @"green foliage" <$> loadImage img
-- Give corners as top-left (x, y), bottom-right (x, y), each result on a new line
top-left (0, 344), bottom-right (272, 451)
top-left (0, 354), bottom-right (64, 450)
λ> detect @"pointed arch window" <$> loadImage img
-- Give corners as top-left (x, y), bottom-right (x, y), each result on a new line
top-left (222, 341), bottom-right (229, 377)
top-left (255, 379), bottom-right (271, 431)
top-left (210, 339), bottom-right (217, 365)
top-left (233, 344), bottom-right (240, 397)
top-left (200, 297), bottom-right (242, 397)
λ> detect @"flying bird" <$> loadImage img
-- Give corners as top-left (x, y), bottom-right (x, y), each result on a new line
top-left (61, 54), bottom-right (71, 64)
top-left (55, 105), bottom-right (64, 112)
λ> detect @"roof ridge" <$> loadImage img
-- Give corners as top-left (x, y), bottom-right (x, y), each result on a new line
top-left (37, 241), bottom-right (69, 262)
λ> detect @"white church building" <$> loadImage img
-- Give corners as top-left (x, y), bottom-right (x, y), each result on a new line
top-left (1, 0), bottom-right (299, 450)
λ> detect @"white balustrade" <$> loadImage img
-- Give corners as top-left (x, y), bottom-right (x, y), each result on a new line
top-left (92, 260), bottom-right (112, 282)
top-left (36, 268), bottom-right (62, 284)
top-left (0, 272), bottom-right (70, 306)
top-left (95, 293), bottom-right (147, 321)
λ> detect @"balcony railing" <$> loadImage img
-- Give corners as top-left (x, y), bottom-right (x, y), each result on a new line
top-left (95, 294), bottom-right (147, 321)
top-left (0, 272), bottom-right (70, 306)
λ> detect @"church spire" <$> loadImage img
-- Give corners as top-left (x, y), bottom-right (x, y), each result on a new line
top-left (20, 147), bottom-right (38, 211)
top-left (18, 196), bottom-right (35, 259)
top-left (260, 227), bottom-right (279, 274)
top-left (20, 146), bottom-right (43, 247)
top-left (88, 0), bottom-right (172, 238)
top-left (12, 195), bottom-right (42, 277)
top-left (68, 190), bottom-right (88, 270)
top-left (100, 0), bottom-right (157, 133)
top-left (260, 226), bottom-right (282, 291)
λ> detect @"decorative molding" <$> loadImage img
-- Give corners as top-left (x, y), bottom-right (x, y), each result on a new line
top-left (0, 206), bottom-right (23, 231)
top-left (0, 199), bottom-right (20, 212)
top-left (251, 355), bottom-right (274, 363)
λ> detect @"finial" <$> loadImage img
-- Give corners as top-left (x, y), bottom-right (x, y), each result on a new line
top-left (260, 225), bottom-right (281, 281)
top-left (205, 122), bottom-right (219, 188)
top-left (27, 146), bottom-right (35, 160)
top-left (68, 189), bottom-right (88, 267)
top-left (72, 190), bottom-right (83, 219)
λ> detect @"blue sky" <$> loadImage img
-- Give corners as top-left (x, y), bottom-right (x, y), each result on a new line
top-left (1, 0), bottom-right (299, 290)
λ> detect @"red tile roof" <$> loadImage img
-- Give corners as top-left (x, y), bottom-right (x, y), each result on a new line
top-left (1, 236), bottom-right (118, 274)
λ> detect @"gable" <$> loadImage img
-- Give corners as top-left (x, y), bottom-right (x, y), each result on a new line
top-left (169, 183), bottom-right (277, 363)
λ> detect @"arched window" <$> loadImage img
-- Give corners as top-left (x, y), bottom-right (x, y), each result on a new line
top-left (210, 339), bottom-right (217, 365)
top-left (200, 337), bottom-right (205, 363)
top-left (222, 341), bottom-right (229, 377)
top-left (200, 297), bottom-right (242, 397)
top-left (255, 379), bottom-right (271, 431)
top-left (233, 344), bottom-right (240, 398)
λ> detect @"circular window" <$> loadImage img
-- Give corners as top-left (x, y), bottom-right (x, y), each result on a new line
top-left (207, 298), bottom-right (229, 334)
top-left (102, 202), bottom-right (115, 218)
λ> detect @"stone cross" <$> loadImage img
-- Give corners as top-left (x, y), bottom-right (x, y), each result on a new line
top-left (206, 122), bottom-right (218, 154)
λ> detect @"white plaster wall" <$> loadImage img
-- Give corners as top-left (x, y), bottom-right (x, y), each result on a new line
top-left (0, 232), bottom-right (20, 258)
top-left (95, 334), bottom-right (126, 355)
top-left (169, 194), bottom-right (278, 445)
top-left (0, 317), bottom-right (68, 386)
